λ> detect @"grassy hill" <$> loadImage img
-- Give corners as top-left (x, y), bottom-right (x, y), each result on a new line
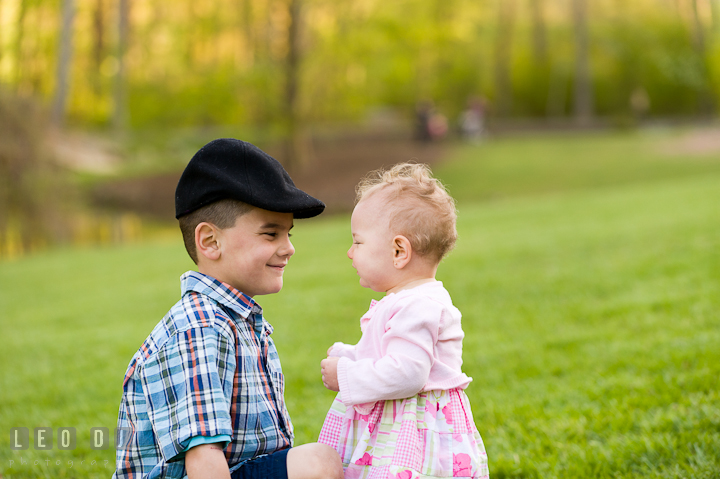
top-left (1, 130), bottom-right (719, 478)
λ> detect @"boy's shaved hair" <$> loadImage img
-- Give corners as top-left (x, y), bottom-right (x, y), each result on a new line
top-left (356, 163), bottom-right (457, 262)
top-left (178, 199), bottom-right (253, 264)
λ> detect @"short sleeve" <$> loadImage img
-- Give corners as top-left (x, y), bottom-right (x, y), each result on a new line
top-left (180, 434), bottom-right (232, 458)
top-left (140, 327), bottom-right (236, 463)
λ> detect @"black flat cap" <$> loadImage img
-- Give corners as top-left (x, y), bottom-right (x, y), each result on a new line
top-left (175, 138), bottom-right (325, 219)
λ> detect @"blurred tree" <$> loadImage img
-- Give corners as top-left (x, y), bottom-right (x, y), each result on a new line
top-left (2, 0), bottom-right (718, 129)
top-left (0, 90), bottom-right (74, 253)
top-left (52, 0), bottom-right (75, 126)
top-left (529, 0), bottom-right (552, 118)
top-left (690, 0), bottom-right (715, 113)
top-left (239, 0), bottom-right (255, 65)
top-left (13, 0), bottom-right (27, 90)
top-left (0, 0), bottom-right (3, 68)
top-left (92, 0), bottom-right (105, 95)
top-left (691, 0), bottom-right (706, 59)
top-left (530, 0), bottom-right (547, 64)
top-left (494, 0), bottom-right (515, 117)
top-left (546, 62), bottom-right (569, 117)
top-left (284, 0), bottom-right (310, 170)
top-left (711, 0), bottom-right (720, 32)
top-left (113, 0), bottom-right (130, 129)
top-left (572, 0), bottom-right (593, 124)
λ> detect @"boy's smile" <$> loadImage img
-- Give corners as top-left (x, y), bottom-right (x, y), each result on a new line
top-left (209, 207), bottom-right (295, 297)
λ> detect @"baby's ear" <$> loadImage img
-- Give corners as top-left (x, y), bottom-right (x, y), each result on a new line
top-left (196, 222), bottom-right (222, 261)
top-left (392, 235), bottom-right (412, 269)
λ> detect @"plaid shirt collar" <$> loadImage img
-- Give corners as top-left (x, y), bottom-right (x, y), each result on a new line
top-left (180, 271), bottom-right (273, 336)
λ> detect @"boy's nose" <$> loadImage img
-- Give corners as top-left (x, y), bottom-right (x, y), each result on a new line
top-left (281, 238), bottom-right (295, 257)
top-left (347, 246), bottom-right (353, 259)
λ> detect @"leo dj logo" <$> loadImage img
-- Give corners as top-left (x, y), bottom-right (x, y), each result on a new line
top-left (10, 427), bottom-right (132, 450)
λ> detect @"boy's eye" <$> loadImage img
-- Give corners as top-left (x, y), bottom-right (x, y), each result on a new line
top-left (263, 232), bottom-right (291, 238)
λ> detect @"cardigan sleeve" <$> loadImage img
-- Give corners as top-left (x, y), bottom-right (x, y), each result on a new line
top-left (336, 296), bottom-right (441, 407)
top-left (328, 342), bottom-right (357, 360)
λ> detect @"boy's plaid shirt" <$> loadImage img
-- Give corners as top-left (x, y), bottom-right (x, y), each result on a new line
top-left (113, 271), bottom-right (293, 479)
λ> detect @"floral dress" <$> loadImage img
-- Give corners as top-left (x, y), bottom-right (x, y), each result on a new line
top-left (318, 388), bottom-right (489, 479)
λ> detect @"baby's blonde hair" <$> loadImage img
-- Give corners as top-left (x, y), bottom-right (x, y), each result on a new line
top-left (356, 162), bottom-right (457, 262)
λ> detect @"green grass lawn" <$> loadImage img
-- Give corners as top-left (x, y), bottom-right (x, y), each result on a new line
top-left (1, 130), bottom-right (719, 478)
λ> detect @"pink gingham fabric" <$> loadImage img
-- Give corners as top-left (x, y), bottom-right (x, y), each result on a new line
top-left (318, 389), bottom-right (489, 479)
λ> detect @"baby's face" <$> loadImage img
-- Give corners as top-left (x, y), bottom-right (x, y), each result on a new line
top-left (347, 195), bottom-right (397, 292)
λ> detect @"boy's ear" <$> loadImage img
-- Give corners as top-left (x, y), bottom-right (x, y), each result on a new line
top-left (392, 235), bottom-right (412, 269)
top-left (195, 222), bottom-right (222, 262)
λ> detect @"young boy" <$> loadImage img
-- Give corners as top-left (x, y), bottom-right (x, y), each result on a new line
top-left (113, 139), bottom-right (343, 479)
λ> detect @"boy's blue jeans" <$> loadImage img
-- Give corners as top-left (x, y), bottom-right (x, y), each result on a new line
top-left (230, 448), bottom-right (289, 479)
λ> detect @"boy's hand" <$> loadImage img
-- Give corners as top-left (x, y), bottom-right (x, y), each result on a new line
top-left (321, 357), bottom-right (340, 391)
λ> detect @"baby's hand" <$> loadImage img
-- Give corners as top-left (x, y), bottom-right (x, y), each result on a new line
top-left (320, 357), bottom-right (340, 392)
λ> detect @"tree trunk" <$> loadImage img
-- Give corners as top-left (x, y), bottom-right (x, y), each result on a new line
top-left (239, 0), bottom-right (255, 65)
top-left (711, 0), bottom-right (720, 32)
top-left (92, 0), bottom-right (105, 95)
top-left (530, 0), bottom-right (547, 64)
top-left (572, 0), bottom-right (593, 124)
top-left (113, 0), bottom-right (130, 130)
top-left (546, 61), bottom-right (568, 117)
top-left (530, 0), bottom-right (552, 118)
top-left (493, 0), bottom-right (515, 117)
top-left (691, 0), bottom-right (706, 54)
top-left (691, 0), bottom-right (715, 114)
top-left (13, 0), bottom-right (27, 89)
top-left (52, 0), bottom-right (75, 126)
top-left (283, 0), bottom-right (310, 171)
top-left (0, 0), bottom-right (3, 68)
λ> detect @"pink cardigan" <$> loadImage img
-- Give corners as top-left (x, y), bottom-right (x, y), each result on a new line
top-left (329, 281), bottom-right (472, 409)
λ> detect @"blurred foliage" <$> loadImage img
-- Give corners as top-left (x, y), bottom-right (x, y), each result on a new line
top-left (0, 0), bottom-right (719, 129)
top-left (0, 90), bottom-right (147, 259)
top-left (0, 89), bottom-right (76, 256)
